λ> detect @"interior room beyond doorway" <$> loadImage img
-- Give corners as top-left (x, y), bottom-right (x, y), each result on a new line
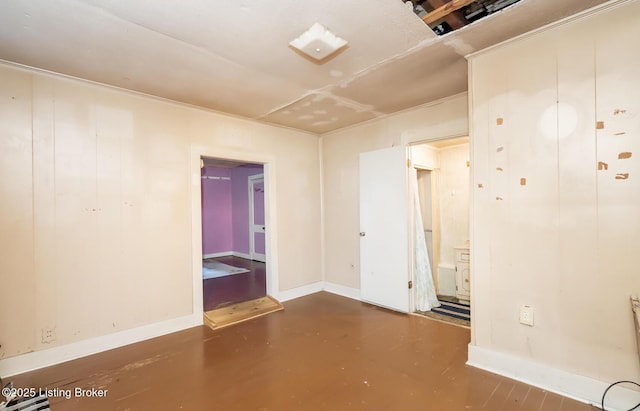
top-left (200, 157), bottom-right (267, 310)
top-left (412, 137), bottom-right (470, 327)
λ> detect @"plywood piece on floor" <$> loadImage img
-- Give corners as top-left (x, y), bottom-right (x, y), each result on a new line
top-left (204, 295), bottom-right (283, 330)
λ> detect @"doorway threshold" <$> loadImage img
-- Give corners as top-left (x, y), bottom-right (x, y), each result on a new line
top-left (415, 296), bottom-right (470, 328)
top-left (204, 295), bottom-right (283, 331)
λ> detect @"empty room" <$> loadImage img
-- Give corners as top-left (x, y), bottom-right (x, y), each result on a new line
top-left (1, 0), bottom-right (639, 410)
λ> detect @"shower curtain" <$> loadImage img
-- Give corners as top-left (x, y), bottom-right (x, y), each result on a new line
top-left (411, 168), bottom-right (440, 312)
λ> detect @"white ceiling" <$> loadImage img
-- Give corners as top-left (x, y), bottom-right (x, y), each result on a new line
top-left (0, 0), bottom-right (609, 134)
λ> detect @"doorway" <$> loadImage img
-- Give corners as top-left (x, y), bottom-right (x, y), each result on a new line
top-left (411, 137), bottom-right (470, 326)
top-left (249, 174), bottom-right (266, 263)
top-left (200, 157), bottom-right (267, 311)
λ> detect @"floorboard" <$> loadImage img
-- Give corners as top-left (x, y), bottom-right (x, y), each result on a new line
top-left (202, 255), bottom-right (266, 311)
top-left (7, 292), bottom-right (597, 410)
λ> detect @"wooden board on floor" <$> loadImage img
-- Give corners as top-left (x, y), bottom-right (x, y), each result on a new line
top-left (204, 295), bottom-right (283, 330)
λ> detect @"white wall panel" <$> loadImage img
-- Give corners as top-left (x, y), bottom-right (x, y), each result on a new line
top-left (593, 5), bottom-right (640, 380)
top-left (469, 0), bottom-right (640, 388)
top-left (468, 54), bottom-right (492, 347)
top-left (555, 21), bottom-right (600, 376)
top-left (32, 77), bottom-right (58, 351)
top-left (52, 83), bottom-right (99, 345)
top-left (0, 69), bottom-right (35, 357)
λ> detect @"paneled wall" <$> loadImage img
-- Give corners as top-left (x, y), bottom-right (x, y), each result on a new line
top-left (438, 144), bottom-right (470, 266)
top-left (0, 63), bottom-right (321, 362)
top-left (469, 0), bottom-right (640, 387)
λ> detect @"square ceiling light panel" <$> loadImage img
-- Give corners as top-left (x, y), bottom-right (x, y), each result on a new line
top-left (289, 23), bottom-right (348, 61)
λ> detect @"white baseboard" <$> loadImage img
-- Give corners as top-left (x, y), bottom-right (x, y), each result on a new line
top-left (203, 252), bottom-right (232, 259)
top-left (232, 251), bottom-right (251, 260)
top-left (274, 281), bottom-right (361, 303)
top-left (203, 252), bottom-right (252, 260)
top-left (275, 281), bottom-right (324, 302)
top-left (0, 313), bottom-right (202, 378)
top-left (323, 282), bottom-right (361, 301)
top-left (467, 344), bottom-right (639, 411)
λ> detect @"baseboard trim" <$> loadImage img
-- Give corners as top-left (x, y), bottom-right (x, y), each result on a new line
top-left (203, 252), bottom-right (254, 260)
top-left (323, 282), bottom-right (361, 301)
top-left (275, 281), bottom-right (324, 302)
top-left (203, 252), bottom-right (232, 259)
top-left (467, 344), bottom-right (638, 411)
top-left (0, 313), bottom-right (202, 378)
top-left (232, 251), bottom-right (251, 260)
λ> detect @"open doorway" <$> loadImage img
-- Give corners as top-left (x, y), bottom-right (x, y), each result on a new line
top-left (411, 137), bottom-right (470, 327)
top-left (200, 157), bottom-right (267, 311)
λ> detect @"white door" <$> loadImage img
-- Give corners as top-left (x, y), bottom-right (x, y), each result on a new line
top-left (360, 146), bottom-right (411, 313)
top-left (249, 174), bottom-right (266, 262)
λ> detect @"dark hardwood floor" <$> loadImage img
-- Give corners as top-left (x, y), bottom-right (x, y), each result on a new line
top-left (202, 255), bottom-right (266, 311)
top-left (8, 292), bottom-right (596, 411)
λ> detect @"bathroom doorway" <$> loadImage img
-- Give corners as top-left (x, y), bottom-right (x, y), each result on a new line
top-left (411, 137), bottom-right (470, 326)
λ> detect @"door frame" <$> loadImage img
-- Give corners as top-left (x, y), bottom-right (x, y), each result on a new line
top-left (190, 147), bottom-right (278, 322)
top-left (248, 174), bottom-right (266, 262)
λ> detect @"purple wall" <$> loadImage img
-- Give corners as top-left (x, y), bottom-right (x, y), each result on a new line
top-left (201, 166), bottom-right (232, 255)
top-left (231, 164), bottom-right (264, 255)
top-left (201, 163), bottom-right (263, 257)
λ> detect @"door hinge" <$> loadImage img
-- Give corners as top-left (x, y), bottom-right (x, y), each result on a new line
top-left (408, 280), bottom-right (413, 289)
top-left (407, 159), bottom-right (412, 168)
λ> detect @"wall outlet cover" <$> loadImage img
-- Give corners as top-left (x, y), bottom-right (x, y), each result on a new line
top-left (519, 305), bottom-right (534, 326)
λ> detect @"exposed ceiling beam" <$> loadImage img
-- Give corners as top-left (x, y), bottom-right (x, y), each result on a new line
top-left (422, 0), bottom-right (476, 24)
top-left (425, 0), bottom-right (468, 29)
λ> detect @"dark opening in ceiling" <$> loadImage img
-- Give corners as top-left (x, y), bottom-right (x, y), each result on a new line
top-left (406, 0), bottom-right (523, 35)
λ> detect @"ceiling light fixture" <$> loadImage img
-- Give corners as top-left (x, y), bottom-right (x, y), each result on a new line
top-left (289, 23), bottom-right (348, 62)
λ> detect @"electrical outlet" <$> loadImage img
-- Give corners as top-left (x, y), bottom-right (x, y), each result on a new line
top-left (519, 305), bottom-right (534, 326)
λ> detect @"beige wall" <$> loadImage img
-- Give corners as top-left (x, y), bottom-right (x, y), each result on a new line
top-left (321, 94), bottom-right (468, 288)
top-left (0, 63), bottom-right (321, 360)
top-left (438, 144), bottom-right (470, 265)
top-left (469, 0), bottom-right (640, 384)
